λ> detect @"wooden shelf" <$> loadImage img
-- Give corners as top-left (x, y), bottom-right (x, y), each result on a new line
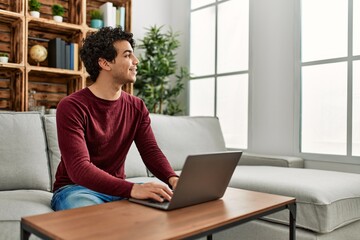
top-left (0, 62), bottom-right (25, 69)
top-left (0, 9), bottom-right (24, 20)
top-left (26, 65), bottom-right (82, 75)
top-left (27, 16), bottom-right (84, 31)
top-left (0, 0), bottom-right (132, 111)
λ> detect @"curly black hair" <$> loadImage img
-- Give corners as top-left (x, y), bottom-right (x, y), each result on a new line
top-left (80, 27), bottom-right (135, 82)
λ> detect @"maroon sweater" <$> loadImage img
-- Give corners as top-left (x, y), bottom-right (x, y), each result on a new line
top-left (53, 88), bottom-right (176, 198)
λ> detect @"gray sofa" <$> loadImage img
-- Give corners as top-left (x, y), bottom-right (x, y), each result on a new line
top-left (1, 112), bottom-right (360, 240)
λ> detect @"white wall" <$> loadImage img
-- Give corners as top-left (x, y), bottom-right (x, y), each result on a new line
top-left (248, 0), bottom-right (296, 156)
top-left (132, 0), bottom-right (172, 40)
top-left (132, 0), bottom-right (190, 110)
top-left (132, 0), bottom-right (360, 173)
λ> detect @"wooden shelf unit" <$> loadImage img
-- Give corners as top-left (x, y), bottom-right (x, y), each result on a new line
top-left (0, 0), bottom-right (132, 111)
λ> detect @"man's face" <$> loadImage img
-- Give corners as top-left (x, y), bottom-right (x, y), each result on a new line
top-left (108, 40), bottom-right (139, 85)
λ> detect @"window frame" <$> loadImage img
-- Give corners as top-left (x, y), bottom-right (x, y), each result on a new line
top-left (295, 0), bottom-right (360, 164)
top-left (188, 0), bottom-right (250, 149)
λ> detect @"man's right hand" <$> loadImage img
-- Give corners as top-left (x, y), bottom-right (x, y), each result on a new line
top-left (130, 182), bottom-right (173, 202)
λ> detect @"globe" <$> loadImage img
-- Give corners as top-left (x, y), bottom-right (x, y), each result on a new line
top-left (30, 45), bottom-right (47, 66)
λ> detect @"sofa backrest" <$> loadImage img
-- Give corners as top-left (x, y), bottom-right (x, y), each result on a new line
top-left (0, 112), bottom-right (51, 191)
top-left (43, 114), bottom-right (60, 187)
top-left (149, 114), bottom-right (227, 171)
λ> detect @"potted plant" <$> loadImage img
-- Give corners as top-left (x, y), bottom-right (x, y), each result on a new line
top-left (0, 53), bottom-right (9, 63)
top-left (52, 4), bottom-right (64, 22)
top-left (29, 0), bottom-right (41, 18)
top-left (90, 9), bottom-right (103, 29)
top-left (134, 25), bottom-right (190, 115)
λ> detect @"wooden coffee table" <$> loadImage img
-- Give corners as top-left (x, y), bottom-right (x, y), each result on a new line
top-left (21, 188), bottom-right (296, 240)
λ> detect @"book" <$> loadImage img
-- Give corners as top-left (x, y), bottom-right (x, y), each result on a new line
top-left (69, 43), bottom-right (74, 70)
top-left (119, 6), bottom-right (125, 30)
top-left (48, 38), bottom-right (63, 69)
top-left (65, 44), bottom-right (71, 70)
top-left (60, 39), bottom-right (66, 69)
top-left (73, 43), bottom-right (79, 71)
top-left (112, 6), bottom-right (116, 27)
top-left (100, 2), bottom-right (116, 28)
top-left (116, 7), bottom-right (120, 27)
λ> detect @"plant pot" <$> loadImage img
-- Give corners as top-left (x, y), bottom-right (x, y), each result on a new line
top-left (53, 15), bottom-right (63, 22)
top-left (0, 56), bottom-right (9, 63)
top-left (90, 19), bottom-right (104, 29)
top-left (30, 11), bottom-right (40, 18)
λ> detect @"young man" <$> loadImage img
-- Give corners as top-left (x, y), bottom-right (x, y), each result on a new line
top-left (51, 27), bottom-right (179, 211)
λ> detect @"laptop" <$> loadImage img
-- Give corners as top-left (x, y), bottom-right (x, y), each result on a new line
top-left (128, 151), bottom-right (242, 211)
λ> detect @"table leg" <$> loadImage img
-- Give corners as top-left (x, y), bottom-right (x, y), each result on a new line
top-left (207, 235), bottom-right (213, 240)
top-left (288, 203), bottom-right (297, 240)
top-left (21, 227), bottom-right (31, 240)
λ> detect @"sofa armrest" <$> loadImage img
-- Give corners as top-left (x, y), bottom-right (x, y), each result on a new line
top-left (238, 152), bottom-right (304, 168)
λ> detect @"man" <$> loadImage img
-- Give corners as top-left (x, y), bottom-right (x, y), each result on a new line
top-left (51, 27), bottom-right (179, 211)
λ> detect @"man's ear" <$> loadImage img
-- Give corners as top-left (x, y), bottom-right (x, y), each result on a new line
top-left (98, 58), bottom-right (111, 70)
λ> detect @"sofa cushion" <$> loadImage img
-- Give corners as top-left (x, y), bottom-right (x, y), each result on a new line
top-left (150, 114), bottom-right (227, 171)
top-left (229, 166), bottom-right (360, 233)
top-left (214, 218), bottom-right (360, 240)
top-left (0, 190), bottom-right (53, 240)
top-left (125, 142), bottom-right (152, 178)
top-left (0, 112), bottom-right (51, 191)
top-left (0, 190), bottom-right (53, 221)
top-left (43, 114), bottom-right (60, 187)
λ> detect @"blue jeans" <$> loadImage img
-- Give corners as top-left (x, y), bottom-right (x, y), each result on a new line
top-left (51, 185), bottom-right (123, 211)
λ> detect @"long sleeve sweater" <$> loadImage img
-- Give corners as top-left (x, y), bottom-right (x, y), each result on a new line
top-left (53, 88), bottom-right (176, 198)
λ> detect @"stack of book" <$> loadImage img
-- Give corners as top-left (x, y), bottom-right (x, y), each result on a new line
top-left (100, 2), bottom-right (126, 29)
top-left (48, 38), bottom-right (79, 71)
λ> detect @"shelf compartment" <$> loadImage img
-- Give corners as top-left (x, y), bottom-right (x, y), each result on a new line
top-left (27, 70), bottom-right (82, 109)
top-left (31, 0), bottom-right (83, 25)
top-left (0, 0), bottom-right (23, 14)
top-left (0, 67), bottom-right (24, 111)
top-left (0, 13), bottom-right (24, 65)
top-left (27, 19), bottom-right (83, 70)
top-left (86, 0), bottom-right (131, 30)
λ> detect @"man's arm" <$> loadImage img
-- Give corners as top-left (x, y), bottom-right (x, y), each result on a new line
top-left (131, 108), bottom-right (178, 201)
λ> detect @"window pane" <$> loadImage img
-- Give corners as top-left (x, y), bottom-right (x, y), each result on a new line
top-left (301, 62), bottom-right (347, 155)
top-left (191, 0), bottom-right (215, 9)
top-left (189, 78), bottom-right (215, 116)
top-left (301, 0), bottom-right (348, 62)
top-left (217, 74), bottom-right (248, 148)
top-left (217, 0), bottom-right (249, 73)
top-left (190, 7), bottom-right (215, 76)
top-left (354, 0), bottom-right (360, 55)
top-left (353, 61), bottom-right (360, 156)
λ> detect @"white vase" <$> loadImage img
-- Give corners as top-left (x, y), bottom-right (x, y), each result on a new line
top-left (0, 56), bottom-right (9, 63)
top-left (30, 11), bottom-right (40, 18)
top-left (53, 16), bottom-right (63, 22)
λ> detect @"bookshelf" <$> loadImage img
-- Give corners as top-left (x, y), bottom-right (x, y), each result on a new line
top-left (0, 0), bottom-right (132, 111)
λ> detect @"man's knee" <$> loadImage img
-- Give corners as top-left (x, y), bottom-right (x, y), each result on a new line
top-left (53, 190), bottom-right (104, 211)
top-left (65, 193), bottom-right (104, 209)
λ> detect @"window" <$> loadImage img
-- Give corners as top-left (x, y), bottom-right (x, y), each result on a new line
top-left (189, 0), bottom-right (249, 149)
top-left (300, 0), bottom-right (360, 157)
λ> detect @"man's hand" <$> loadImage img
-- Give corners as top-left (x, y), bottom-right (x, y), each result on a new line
top-left (168, 176), bottom-right (179, 190)
top-left (130, 182), bottom-right (173, 202)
